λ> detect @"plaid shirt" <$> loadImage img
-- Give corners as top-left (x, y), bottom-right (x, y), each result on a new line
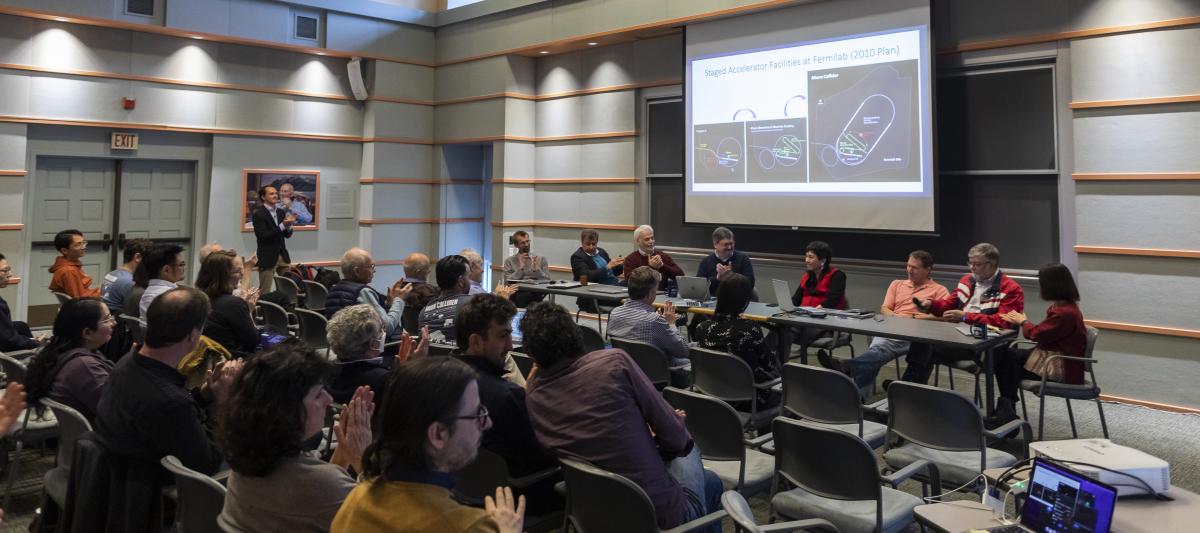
top-left (607, 300), bottom-right (689, 363)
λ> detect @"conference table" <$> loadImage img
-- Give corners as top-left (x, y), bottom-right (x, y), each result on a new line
top-left (654, 297), bottom-right (1017, 415)
top-left (512, 281), bottom-right (631, 306)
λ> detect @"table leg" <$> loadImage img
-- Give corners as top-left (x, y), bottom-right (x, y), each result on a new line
top-left (984, 346), bottom-right (995, 416)
top-left (771, 324), bottom-right (788, 371)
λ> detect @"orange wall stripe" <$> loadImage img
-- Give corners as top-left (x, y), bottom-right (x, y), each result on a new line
top-left (492, 221), bottom-right (636, 231)
top-left (303, 259), bottom-right (405, 268)
top-left (0, 170), bottom-right (26, 177)
top-left (435, 131), bottom-right (636, 144)
top-left (1074, 246), bottom-right (1200, 260)
top-left (1096, 394), bottom-right (1200, 415)
top-left (367, 95), bottom-right (438, 106)
top-left (493, 177), bottom-right (638, 184)
top-left (359, 217), bottom-right (483, 225)
top-left (0, 114), bottom-right (434, 144)
top-left (1073, 172), bottom-right (1200, 181)
top-left (428, 79), bottom-right (680, 106)
top-left (1085, 319), bottom-right (1200, 340)
top-left (0, 224), bottom-right (24, 230)
top-left (938, 15), bottom-right (1200, 55)
top-left (1070, 93), bottom-right (1200, 109)
top-left (491, 264), bottom-right (573, 273)
top-left (0, 6), bottom-right (435, 67)
top-left (360, 178), bottom-right (483, 185)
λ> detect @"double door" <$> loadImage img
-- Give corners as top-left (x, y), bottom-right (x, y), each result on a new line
top-left (28, 157), bottom-right (195, 324)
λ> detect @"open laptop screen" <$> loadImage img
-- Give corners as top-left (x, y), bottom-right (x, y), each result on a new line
top-left (510, 309), bottom-right (526, 344)
top-left (1020, 458), bottom-right (1117, 533)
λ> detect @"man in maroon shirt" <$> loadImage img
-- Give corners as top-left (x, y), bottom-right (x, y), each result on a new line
top-left (521, 302), bottom-right (722, 532)
top-left (622, 225), bottom-right (684, 290)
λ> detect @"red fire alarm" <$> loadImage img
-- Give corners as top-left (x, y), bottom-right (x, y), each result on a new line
top-left (122, 98), bottom-right (136, 110)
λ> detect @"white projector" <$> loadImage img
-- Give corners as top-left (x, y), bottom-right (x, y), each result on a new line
top-left (1029, 439), bottom-right (1171, 496)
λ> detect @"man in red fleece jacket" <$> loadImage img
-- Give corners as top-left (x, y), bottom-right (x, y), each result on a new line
top-left (48, 229), bottom-right (101, 299)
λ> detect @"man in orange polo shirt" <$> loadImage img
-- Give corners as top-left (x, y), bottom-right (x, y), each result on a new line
top-left (48, 229), bottom-right (101, 298)
top-left (817, 250), bottom-right (949, 389)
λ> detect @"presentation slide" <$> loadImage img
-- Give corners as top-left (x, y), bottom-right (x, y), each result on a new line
top-left (685, 0), bottom-right (935, 233)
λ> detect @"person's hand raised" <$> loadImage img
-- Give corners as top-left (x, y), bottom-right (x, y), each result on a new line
top-left (494, 284), bottom-right (518, 299)
top-left (648, 254), bottom-right (664, 269)
top-left (484, 487), bottom-right (526, 533)
top-left (389, 281), bottom-right (413, 302)
top-left (332, 385), bottom-right (374, 473)
top-left (607, 256), bottom-right (624, 269)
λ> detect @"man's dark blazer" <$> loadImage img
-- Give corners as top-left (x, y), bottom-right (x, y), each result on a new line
top-left (570, 247), bottom-right (622, 281)
top-left (251, 204), bottom-right (293, 269)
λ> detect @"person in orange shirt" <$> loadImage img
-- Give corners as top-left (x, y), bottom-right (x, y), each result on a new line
top-left (48, 229), bottom-right (101, 298)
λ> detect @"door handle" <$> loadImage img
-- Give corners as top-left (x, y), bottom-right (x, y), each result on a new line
top-left (101, 233), bottom-right (112, 251)
top-left (117, 233), bottom-right (126, 250)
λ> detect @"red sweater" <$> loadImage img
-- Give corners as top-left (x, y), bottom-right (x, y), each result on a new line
top-left (1023, 302), bottom-right (1087, 384)
top-left (622, 250), bottom-right (684, 290)
top-left (930, 272), bottom-right (1024, 329)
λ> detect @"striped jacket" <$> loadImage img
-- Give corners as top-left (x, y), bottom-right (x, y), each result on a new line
top-left (930, 271), bottom-right (1024, 328)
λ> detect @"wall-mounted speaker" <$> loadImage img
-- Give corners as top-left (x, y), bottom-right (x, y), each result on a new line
top-left (347, 57), bottom-right (368, 101)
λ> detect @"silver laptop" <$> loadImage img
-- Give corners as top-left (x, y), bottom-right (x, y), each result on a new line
top-left (772, 279), bottom-right (796, 312)
top-left (588, 285), bottom-right (627, 294)
top-left (676, 276), bottom-right (711, 301)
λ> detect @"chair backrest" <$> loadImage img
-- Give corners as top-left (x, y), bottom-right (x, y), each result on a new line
top-left (161, 455), bottom-right (228, 533)
top-left (119, 314), bottom-right (145, 345)
top-left (40, 398), bottom-right (92, 469)
top-left (662, 387), bottom-right (745, 462)
top-left (0, 353), bottom-right (27, 384)
top-left (577, 323), bottom-right (606, 353)
top-left (454, 447), bottom-right (511, 505)
top-left (294, 308), bottom-right (329, 348)
top-left (772, 417), bottom-right (881, 503)
top-left (510, 351), bottom-right (535, 378)
top-left (561, 458), bottom-right (660, 533)
top-left (300, 280), bottom-right (327, 311)
top-left (690, 346), bottom-right (755, 403)
top-left (886, 381), bottom-right (983, 453)
top-left (610, 337), bottom-right (670, 389)
top-left (1084, 326), bottom-right (1099, 359)
top-left (257, 300), bottom-right (292, 334)
top-left (53, 291), bottom-right (72, 306)
top-left (781, 363), bottom-right (862, 427)
top-left (272, 275), bottom-right (301, 305)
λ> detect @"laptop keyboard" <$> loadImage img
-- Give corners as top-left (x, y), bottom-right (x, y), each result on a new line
top-left (986, 526), bottom-right (1025, 533)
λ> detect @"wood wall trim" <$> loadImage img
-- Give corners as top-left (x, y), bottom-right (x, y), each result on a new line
top-left (0, 6), bottom-right (435, 67)
top-left (367, 95), bottom-right (438, 106)
top-left (493, 177), bottom-right (638, 184)
top-left (0, 114), bottom-right (434, 144)
top-left (436, 131), bottom-right (636, 144)
top-left (1085, 319), bottom-right (1200, 340)
top-left (428, 79), bottom-right (681, 106)
top-left (492, 221), bottom-right (636, 231)
top-left (1074, 245), bottom-right (1200, 259)
top-left (1073, 172), bottom-right (1200, 181)
top-left (1070, 93), bottom-right (1200, 110)
top-left (0, 224), bottom-right (25, 230)
top-left (940, 15), bottom-right (1200, 55)
top-left (359, 217), bottom-right (483, 225)
top-left (491, 264), bottom-right (574, 274)
top-left (0, 170), bottom-right (26, 177)
top-left (360, 178), bottom-right (483, 185)
top-left (1096, 394), bottom-right (1200, 415)
top-left (304, 259), bottom-right (405, 268)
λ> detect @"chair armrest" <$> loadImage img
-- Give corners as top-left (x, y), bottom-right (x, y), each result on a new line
top-left (663, 510), bottom-right (728, 533)
top-left (759, 518), bottom-right (840, 533)
top-left (753, 377), bottom-right (783, 390)
top-left (4, 349), bottom-right (38, 360)
top-left (507, 466), bottom-right (561, 489)
top-left (1011, 340), bottom-right (1037, 348)
top-left (865, 398), bottom-right (889, 418)
top-left (212, 469), bottom-right (233, 483)
top-left (985, 419), bottom-right (1032, 459)
top-left (668, 364), bottom-right (690, 372)
top-left (745, 433), bottom-right (774, 451)
top-left (880, 458), bottom-right (937, 489)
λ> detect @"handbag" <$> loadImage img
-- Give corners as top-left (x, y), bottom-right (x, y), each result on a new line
top-left (1023, 345), bottom-right (1066, 382)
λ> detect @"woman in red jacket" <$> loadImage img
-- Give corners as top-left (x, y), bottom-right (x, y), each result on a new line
top-left (994, 263), bottom-right (1087, 424)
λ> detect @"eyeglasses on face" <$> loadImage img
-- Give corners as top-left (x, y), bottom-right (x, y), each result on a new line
top-left (444, 404), bottom-right (489, 429)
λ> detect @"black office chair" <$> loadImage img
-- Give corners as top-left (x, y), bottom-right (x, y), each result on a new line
top-left (780, 363), bottom-right (887, 449)
top-left (723, 490), bottom-right (839, 533)
top-left (690, 346), bottom-right (779, 434)
top-left (663, 387), bottom-right (774, 497)
top-left (294, 308), bottom-right (330, 357)
top-left (455, 448), bottom-right (562, 532)
top-left (510, 351), bottom-right (536, 378)
top-left (36, 398), bottom-right (93, 532)
top-left (577, 323), bottom-right (606, 353)
top-left (610, 337), bottom-right (688, 390)
top-left (161, 455), bottom-right (227, 533)
top-left (256, 300), bottom-right (296, 335)
top-left (272, 275), bottom-right (304, 307)
top-left (560, 458), bottom-right (726, 533)
top-left (300, 280), bottom-right (327, 312)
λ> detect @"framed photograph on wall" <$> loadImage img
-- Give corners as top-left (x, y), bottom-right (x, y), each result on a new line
top-left (242, 169), bottom-right (320, 231)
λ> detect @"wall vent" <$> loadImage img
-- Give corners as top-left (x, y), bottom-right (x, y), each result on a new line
top-left (125, 0), bottom-right (154, 17)
top-left (294, 14), bottom-right (319, 41)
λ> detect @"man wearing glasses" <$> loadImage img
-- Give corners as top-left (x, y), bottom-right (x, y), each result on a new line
top-left (0, 253), bottom-right (46, 351)
top-left (49, 229), bottom-right (101, 298)
top-left (324, 247), bottom-right (411, 339)
top-left (139, 244), bottom-right (188, 317)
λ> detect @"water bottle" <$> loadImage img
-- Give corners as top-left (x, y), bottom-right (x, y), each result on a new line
top-left (667, 278), bottom-right (678, 298)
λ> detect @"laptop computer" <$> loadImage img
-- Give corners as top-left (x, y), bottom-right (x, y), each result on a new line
top-left (588, 285), bottom-right (627, 294)
top-left (984, 458), bottom-right (1118, 533)
top-left (677, 276), bottom-right (712, 301)
top-left (772, 279), bottom-right (797, 312)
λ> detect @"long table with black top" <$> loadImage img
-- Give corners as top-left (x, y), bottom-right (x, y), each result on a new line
top-left (653, 296), bottom-right (1017, 415)
top-left (513, 281), bottom-right (632, 306)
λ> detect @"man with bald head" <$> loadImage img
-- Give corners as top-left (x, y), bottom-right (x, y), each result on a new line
top-left (324, 247), bottom-right (411, 338)
top-left (401, 252), bottom-right (438, 334)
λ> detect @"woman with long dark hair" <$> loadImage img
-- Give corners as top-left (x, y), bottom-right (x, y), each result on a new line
top-left (23, 298), bottom-right (115, 421)
top-left (695, 273), bottom-right (780, 409)
top-left (195, 250), bottom-right (260, 357)
top-left (219, 342), bottom-right (374, 532)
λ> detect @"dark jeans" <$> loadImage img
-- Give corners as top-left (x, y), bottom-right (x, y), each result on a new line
top-left (995, 346), bottom-right (1041, 402)
top-left (510, 290), bottom-right (546, 309)
top-left (900, 344), bottom-right (968, 384)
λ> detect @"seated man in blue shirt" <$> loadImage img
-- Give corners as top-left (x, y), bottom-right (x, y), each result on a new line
top-left (695, 226), bottom-right (755, 297)
top-left (101, 237), bottom-right (151, 316)
top-left (569, 229), bottom-right (624, 314)
top-left (607, 267), bottom-right (690, 372)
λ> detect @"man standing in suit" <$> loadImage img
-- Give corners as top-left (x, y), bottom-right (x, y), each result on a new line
top-left (251, 185), bottom-right (296, 293)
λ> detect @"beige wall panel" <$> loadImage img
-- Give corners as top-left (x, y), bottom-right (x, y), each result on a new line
top-left (126, 83), bottom-right (218, 128)
top-left (361, 143), bottom-right (435, 178)
top-left (580, 42), bottom-right (636, 88)
top-left (599, 0), bottom-right (670, 34)
top-left (443, 221), bottom-right (487, 258)
top-left (227, 0), bottom-right (291, 44)
top-left (367, 184), bottom-right (435, 219)
top-left (434, 100), bottom-right (507, 140)
top-left (375, 23), bottom-right (437, 65)
top-left (361, 224), bottom-right (436, 258)
top-left (503, 98), bottom-right (536, 138)
top-left (633, 34), bottom-right (683, 82)
top-left (444, 183), bottom-right (485, 218)
top-left (1070, 0), bottom-right (1200, 30)
top-left (326, 12), bottom-right (383, 58)
top-left (1074, 107), bottom-right (1200, 172)
top-left (666, 0), bottom-right (738, 19)
top-left (0, 72), bottom-right (31, 117)
top-left (536, 51), bottom-right (583, 95)
top-left (165, 0), bottom-right (232, 36)
top-left (533, 183), bottom-right (635, 224)
top-left (363, 101), bottom-right (433, 139)
top-left (30, 21), bottom-right (132, 75)
top-left (549, 0), bottom-right (610, 42)
top-left (1077, 254), bottom-right (1200, 332)
top-left (0, 123), bottom-right (27, 169)
top-left (580, 91), bottom-right (635, 133)
top-left (493, 141), bottom-right (536, 179)
top-left (28, 75), bottom-right (130, 122)
top-left (0, 178), bottom-right (25, 221)
top-left (1075, 181), bottom-right (1200, 250)
top-left (1071, 28), bottom-right (1200, 103)
top-left (495, 183), bottom-right (535, 220)
top-left (534, 97), bottom-right (581, 138)
top-left (434, 56), bottom-right (513, 100)
top-left (934, 0), bottom-right (1067, 49)
top-left (294, 99), bottom-right (363, 137)
top-left (435, 6), bottom-right (552, 64)
top-left (266, 50), bottom-right (351, 96)
top-left (214, 42), bottom-right (271, 87)
top-left (0, 14), bottom-right (35, 65)
top-left (214, 90), bottom-right (294, 132)
top-left (374, 62), bottom-right (435, 101)
top-left (130, 32), bottom-right (224, 84)
top-left (533, 142), bottom-right (581, 178)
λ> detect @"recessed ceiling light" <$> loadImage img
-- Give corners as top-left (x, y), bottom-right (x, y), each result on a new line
top-left (539, 51), bottom-right (550, 54)
top-left (587, 42), bottom-right (598, 46)
top-left (191, 35), bottom-right (204, 40)
top-left (53, 17), bottom-right (68, 22)
top-left (316, 51), bottom-right (326, 55)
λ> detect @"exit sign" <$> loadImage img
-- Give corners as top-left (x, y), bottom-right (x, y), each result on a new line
top-left (111, 132), bottom-right (138, 150)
